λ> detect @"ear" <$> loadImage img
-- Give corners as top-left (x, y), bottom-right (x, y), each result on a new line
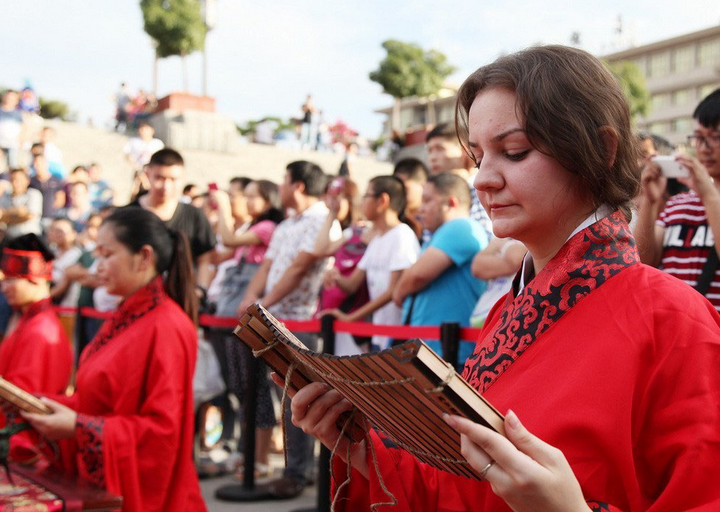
top-left (136, 245), bottom-right (155, 272)
top-left (293, 180), bottom-right (306, 196)
top-left (378, 192), bottom-right (391, 210)
top-left (446, 195), bottom-right (460, 209)
top-left (599, 126), bottom-right (619, 168)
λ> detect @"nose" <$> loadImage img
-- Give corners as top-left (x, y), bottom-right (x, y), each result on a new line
top-left (473, 158), bottom-right (504, 193)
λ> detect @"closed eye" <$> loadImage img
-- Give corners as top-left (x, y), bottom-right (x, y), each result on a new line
top-left (505, 150), bottom-right (529, 161)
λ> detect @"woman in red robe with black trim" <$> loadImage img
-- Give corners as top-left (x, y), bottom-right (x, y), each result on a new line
top-left (279, 46), bottom-right (720, 511)
top-left (22, 208), bottom-right (207, 512)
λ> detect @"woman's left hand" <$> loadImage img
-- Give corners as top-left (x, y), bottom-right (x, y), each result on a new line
top-left (676, 154), bottom-right (717, 199)
top-left (20, 397), bottom-right (77, 441)
top-left (445, 410), bottom-right (590, 512)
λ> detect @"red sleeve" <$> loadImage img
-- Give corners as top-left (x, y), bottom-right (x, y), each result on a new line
top-left (3, 316), bottom-right (71, 395)
top-left (73, 325), bottom-right (201, 511)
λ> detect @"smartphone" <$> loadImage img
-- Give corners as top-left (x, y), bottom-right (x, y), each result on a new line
top-left (652, 155), bottom-right (689, 179)
top-left (208, 182), bottom-right (218, 209)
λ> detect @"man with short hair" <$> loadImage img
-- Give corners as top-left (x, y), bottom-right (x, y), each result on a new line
top-left (87, 162), bottom-right (114, 208)
top-left (426, 122), bottom-right (493, 239)
top-left (56, 181), bottom-right (93, 233)
top-left (236, 160), bottom-right (341, 499)
top-left (0, 168), bottom-right (43, 238)
top-left (133, 148), bottom-right (215, 290)
top-left (29, 151), bottom-right (65, 225)
top-left (40, 126), bottom-right (65, 178)
top-left (393, 157), bottom-right (429, 239)
top-left (636, 87), bottom-right (720, 312)
top-left (392, 172), bottom-right (489, 369)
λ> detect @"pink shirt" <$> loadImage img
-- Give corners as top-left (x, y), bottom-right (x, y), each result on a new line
top-left (234, 220), bottom-right (276, 264)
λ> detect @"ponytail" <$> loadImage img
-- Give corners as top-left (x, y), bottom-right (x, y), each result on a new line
top-left (166, 230), bottom-right (199, 326)
top-left (103, 207), bottom-right (199, 326)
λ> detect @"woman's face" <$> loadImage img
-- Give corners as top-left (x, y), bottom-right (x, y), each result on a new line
top-left (95, 224), bottom-right (150, 298)
top-left (469, 88), bottom-right (589, 245)
top-left (244, 182), bottom-right (268, 219)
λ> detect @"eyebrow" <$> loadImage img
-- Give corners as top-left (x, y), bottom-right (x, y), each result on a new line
top-left (468, 128), bottom-right (525, 148)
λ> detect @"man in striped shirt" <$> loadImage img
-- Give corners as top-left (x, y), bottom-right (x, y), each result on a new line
top-left (636, 88), bottom-right (720, 312)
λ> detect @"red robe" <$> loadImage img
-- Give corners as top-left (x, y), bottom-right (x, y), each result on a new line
top-left (56, 277), bottom-right (206, 512)
top-left (0, 298), bottom-right (72, 460)
top-left (333, 212), bottom-right (720, 511)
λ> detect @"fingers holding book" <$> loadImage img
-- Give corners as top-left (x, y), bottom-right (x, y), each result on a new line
top-left (20, 397), bottom-right (77, 441)
top-left (444, 411), bottom-right (588, 512)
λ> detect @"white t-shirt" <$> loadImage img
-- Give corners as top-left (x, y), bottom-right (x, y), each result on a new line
top-left (358, 223), bottom-right (420, 349)
top-left (123, 137), bottom-right (164, 170)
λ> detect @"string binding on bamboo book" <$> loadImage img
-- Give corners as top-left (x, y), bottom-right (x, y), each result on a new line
top-left (235, 304), bottom-right (507, 481)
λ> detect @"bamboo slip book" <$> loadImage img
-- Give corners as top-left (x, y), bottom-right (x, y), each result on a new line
top-left (235, 304), bottom-right (506, 481)
top-left (0, 377), bottom-right (51, 415)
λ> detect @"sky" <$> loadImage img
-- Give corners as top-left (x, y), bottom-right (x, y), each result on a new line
top-left (2, 1), bottom-right (720, 138)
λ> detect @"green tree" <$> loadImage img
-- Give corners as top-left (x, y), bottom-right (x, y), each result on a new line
top-left (370, 40), bottom-right (456, 131)
top-left (39, 97), bottom-right (70, 121)
top-left (607, 61), bottom-right (651, 122)
top-left (140, 0), bottom-right (207, 91)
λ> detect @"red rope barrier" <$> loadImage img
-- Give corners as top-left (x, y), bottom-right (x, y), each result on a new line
top-left (54, 306), bottom-right (484, 342)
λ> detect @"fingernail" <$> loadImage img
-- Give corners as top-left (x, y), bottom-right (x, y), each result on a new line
top-left (442, 413), bottom-right (456, 426)
top-left (506, 410), bottom-right (521, 430)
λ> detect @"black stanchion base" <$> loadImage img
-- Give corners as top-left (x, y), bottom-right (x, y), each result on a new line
top-left (214, 483), bottom-right (276, 502)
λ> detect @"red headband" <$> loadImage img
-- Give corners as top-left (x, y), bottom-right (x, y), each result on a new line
top-left (1, 248), bottom-right (53, 281)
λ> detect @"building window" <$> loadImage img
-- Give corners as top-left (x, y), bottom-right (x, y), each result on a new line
top-left (699, 83), bottom-right (720, 100)
top-left (673, 89), bottom-right (691, 106)
top-left (698, 38), bottom-right (720, 68)
top-left (649, 122), bottom-right (668, 135)
top-left (651, 93), bottom-right (670, 111)
top-left (649, 51), bottom-right (670, 77)
top-left (674, 44), bottom-right (695, 73)
top-left (673, 117), bottom-right (693, 134)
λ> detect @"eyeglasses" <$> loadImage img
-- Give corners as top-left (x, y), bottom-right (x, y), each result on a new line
top-left (687, 135), bottom-right (720, 149)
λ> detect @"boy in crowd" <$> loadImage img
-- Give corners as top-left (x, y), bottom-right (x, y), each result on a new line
top-left (392, 158), bottom-right (429, 239)
top-left (426, 122), bottom-right (493, 239)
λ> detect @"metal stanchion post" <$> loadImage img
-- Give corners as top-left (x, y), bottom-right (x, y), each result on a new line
top-left (292, 314), bottom-right (335, 512)
top-left (215, 343), bottom-right (273, 501)
top-left (440, 322), bottom-right (461, 369)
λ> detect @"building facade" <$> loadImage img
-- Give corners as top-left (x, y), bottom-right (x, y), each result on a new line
top-left (376, 25), bottom-right (720, 147)
top-left (603, 24), bottom-right (720, 145)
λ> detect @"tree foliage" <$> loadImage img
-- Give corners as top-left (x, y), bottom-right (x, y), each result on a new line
top-left (140, 0), bottom-right (206, 58)
top-left (237, 117), bottom-right (295, 136)
top-left (369, 40), bottom-right (456, 99)
top-left (39, 97), bottom-right (70, 121)
top-left (607, 60), bottom-right (651, 121)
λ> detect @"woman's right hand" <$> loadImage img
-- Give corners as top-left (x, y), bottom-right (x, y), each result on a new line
top-left (640, 161), bottom-right (667, 205)
top-left (210, 189), bottom-right (232, 215)
top-left (323, 267), bottom-right (340, 288)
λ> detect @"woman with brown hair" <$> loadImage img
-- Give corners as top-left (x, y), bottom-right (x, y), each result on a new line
top-left (280, 45), bottom-right (720, 511)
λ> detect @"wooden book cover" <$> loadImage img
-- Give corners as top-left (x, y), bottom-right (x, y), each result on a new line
top-left (0, 376), bottom-right (52, 415)
top-left (235, 304), bottom-right (505, 480)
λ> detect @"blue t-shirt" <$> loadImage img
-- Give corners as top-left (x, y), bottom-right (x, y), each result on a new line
top-left (402, 217), bottom-right (489, 367)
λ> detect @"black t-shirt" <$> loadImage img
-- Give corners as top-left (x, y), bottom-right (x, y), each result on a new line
top-left (29, 175), bottom-right (65, 219)
top-left (127, 200), bottom-right (215, 260)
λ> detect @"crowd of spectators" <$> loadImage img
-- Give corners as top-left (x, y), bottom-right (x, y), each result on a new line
top-left (2, 78), bottom-right (720, 505)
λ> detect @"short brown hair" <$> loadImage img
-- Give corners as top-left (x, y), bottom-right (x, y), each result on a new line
top-left (427, 172), bottom-right (471, 211)
top-left (455, 45), bottom-right (640, 220)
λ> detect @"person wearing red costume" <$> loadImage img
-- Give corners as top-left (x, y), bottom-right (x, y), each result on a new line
top-left (0, 234), bottom-right (72, 460)
top-left (279, 46), bottom-right (720, 512)
top-left (22, 207), bottom-right (207, 512)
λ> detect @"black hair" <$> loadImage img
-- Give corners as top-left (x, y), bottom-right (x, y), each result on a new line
top-left (182, 184), bottom-right (198, 195)
top-left (230, 176), bottom-right (252, 190)
top-left (427, 172), bottom-right (472, 210)
top-left (251, 179), bottom-right (285, 226)
top-left (286, 160), bottom-right (327, 197)
top-left (368, 175), bottom-right (407, 215)
top-left (426, 122), bottom-right (457, 143)
top-left (693, 88), bottom-right (720, 129)
top-left (72, 165), bottom-right (88, 174)
top-left (9, 168), bottom-right (28, 177)
top-left (393, 158), bottom-right (429, 183)
top-left (4, 233), bottom-right (54, 262)
top-left (103, 207), bottom-right (198, 325)
top-left (149, 148), bottom-right (184, 167)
